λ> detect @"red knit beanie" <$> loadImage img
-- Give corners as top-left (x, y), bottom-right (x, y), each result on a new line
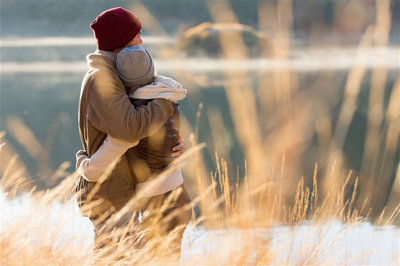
top-left (90, 7), bottom-right (142, 51)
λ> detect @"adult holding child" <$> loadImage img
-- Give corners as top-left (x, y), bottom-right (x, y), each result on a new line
top-left (75, 7), bottom-right (191, 257)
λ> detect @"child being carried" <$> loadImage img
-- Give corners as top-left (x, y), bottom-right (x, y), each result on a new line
top-left (76, 46), bottom-right (187, 198)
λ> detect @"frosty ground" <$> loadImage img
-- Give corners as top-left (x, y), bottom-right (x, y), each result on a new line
top-left (1, 191), bottom-right (398, 265)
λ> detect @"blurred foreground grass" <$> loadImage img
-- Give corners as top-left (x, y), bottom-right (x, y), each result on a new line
top-left (1, 0), bottom-right (399, 264)
top-left (1, 144), bottom-right (399, 264)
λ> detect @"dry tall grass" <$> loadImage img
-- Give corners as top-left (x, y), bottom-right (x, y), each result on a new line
top-left (1, 0), bottom-right (399, 265)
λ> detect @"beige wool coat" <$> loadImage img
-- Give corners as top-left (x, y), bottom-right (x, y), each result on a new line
top-left (75, 50), bottom-right (173, 219)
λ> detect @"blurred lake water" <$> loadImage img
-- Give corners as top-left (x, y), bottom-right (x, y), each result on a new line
top-left (1, 36), bottom-right (399, 190)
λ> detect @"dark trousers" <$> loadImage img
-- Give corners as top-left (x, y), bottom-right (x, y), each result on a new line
top-left (139, 184), bottom-right (192, 255)
top-left (91, 184), bottom-right (192, 262)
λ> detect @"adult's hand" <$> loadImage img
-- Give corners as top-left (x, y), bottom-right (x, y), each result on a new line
top-left (171, 132), bottom-right (184, 157)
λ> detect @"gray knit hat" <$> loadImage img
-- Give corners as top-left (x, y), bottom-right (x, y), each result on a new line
top-left (116, 46), bottom-right (155, 87)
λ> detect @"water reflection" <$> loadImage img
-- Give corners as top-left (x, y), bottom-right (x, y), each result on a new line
top-left (0, 38), bottom-right (399, 219)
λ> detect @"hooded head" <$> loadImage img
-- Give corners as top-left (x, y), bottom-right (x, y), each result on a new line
top-left (116, 46), bottom-right (155, 87)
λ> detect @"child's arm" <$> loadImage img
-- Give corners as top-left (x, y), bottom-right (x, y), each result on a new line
top-left (76, 136), bottom-right (138, 182)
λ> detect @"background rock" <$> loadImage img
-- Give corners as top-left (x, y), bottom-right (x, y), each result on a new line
top-left (178, 22), bottom-right (271, 58)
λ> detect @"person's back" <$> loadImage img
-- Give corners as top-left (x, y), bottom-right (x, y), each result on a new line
top-left (115, 45), bottom-right (187, 187)
top-left (126, 98), bottom-right (180, 180)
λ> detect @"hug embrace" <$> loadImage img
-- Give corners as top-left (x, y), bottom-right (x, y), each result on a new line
top-left (74, 7), bottom-right (192, 259)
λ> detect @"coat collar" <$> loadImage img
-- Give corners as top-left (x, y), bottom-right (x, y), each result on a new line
top-left (86, 50), bottom-right (117, 69)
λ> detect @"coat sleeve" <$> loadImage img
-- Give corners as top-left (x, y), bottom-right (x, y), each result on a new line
top-left (76, 136), bottom-right (137, 182)
top-left (87, 72), bottom-right (174, 143)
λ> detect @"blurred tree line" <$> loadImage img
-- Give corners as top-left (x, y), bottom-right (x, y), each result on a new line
top-left (1, 0), bottom-right (399, 44)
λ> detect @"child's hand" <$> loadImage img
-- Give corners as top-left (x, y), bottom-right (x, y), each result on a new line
top-left (171, 132), bottom-right (184, 157)
top-left (76, 150), bottom-right (89, 164)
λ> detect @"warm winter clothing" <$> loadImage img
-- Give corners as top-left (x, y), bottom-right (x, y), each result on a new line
top-left (116, 46), bottom-right (155, 87)
top-left (77, 75), bottom-right (187, 197)
top-left (132, 75), bottom-right (187, 101)
top-left (125, 99), bottom-right (181, 183)
top-left (90, 7), bottom-right (142, 51)
top-left (75, 49), bottom-right (173, 218)
top-left (79, 8), bottom-right (191, 258)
